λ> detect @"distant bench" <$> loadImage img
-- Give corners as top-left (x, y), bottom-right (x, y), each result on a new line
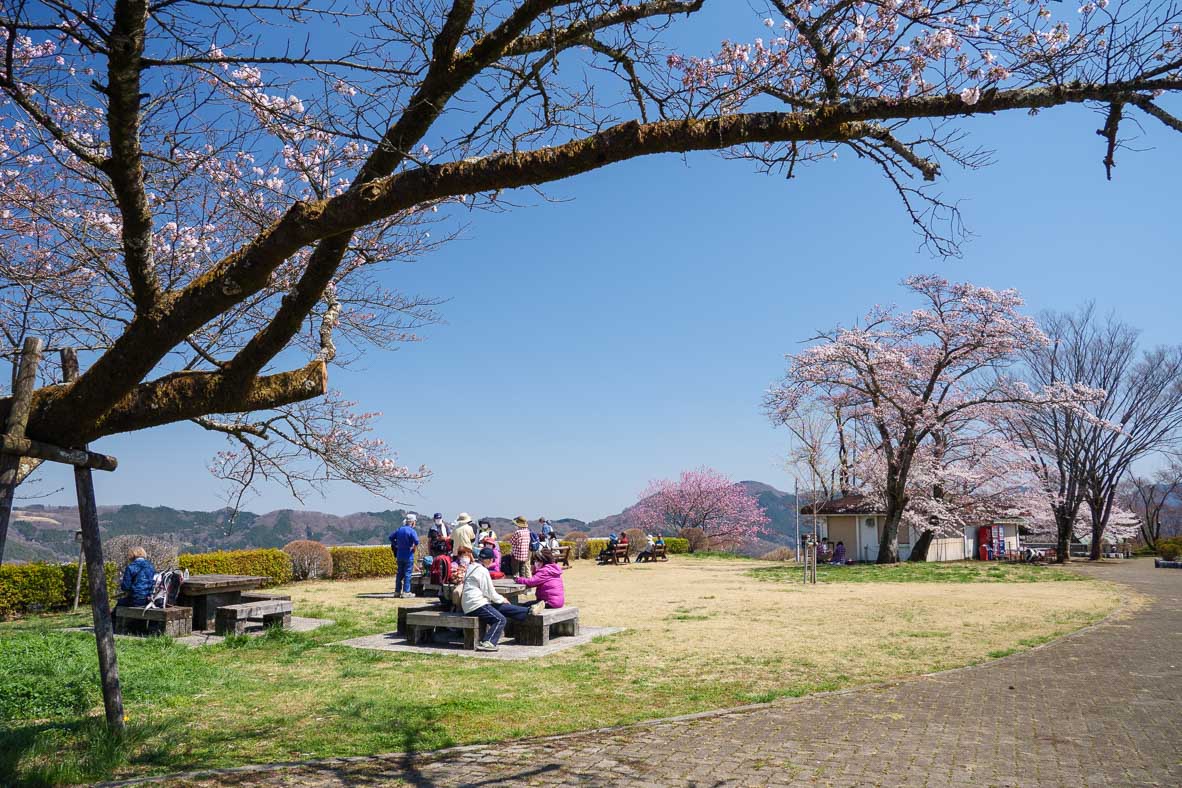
top-left (114, 605), bottom-right (193, 637)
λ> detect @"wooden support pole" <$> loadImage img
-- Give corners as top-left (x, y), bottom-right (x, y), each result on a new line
top-left (63, 348), bottom-right (124, 732)
top-left (0, 337), bottom-right (44, 565)
top-left (0, 435), bottom-right (118, 472)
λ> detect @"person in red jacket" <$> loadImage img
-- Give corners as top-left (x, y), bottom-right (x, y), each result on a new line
top-left (515, 548), bottom-right (565, 610)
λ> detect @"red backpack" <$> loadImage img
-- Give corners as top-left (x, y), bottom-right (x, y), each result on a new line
top-left (430, 554), bottom-right (452, 585)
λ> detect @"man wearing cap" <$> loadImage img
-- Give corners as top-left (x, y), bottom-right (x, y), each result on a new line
top-left (509, 516), bottom-right (533, 578)
top-left (451, 513), bottom-right (476, 557)
top-left (462, 546), bottom-right (535, 651)
top-left (432, 513), bottom-right (449, 539)
top-left (389, 513), bottom-right (420, 598)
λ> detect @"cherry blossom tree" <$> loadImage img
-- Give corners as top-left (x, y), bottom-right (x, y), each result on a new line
top-left (766, 275), bottom-right (1074, 563)
top-left (1, 0), bottom-right (1182, 552)
top-left (632, 467), bottom-right (770, 550)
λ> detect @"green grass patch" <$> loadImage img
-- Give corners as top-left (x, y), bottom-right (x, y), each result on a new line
top-left (750, 560), bottom-right (1085, 585)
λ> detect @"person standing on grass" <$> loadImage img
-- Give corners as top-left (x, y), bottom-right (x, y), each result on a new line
top-left (515, 548), bottom-right (565, 609)
top-left (451, 513), bottom-right (476, 556)
top-left (390, 513), bottom-right (420, 598)
top-left (462, 547), bottom-right (537, 652)
top-left (509, 516), bottom-right (533, 578)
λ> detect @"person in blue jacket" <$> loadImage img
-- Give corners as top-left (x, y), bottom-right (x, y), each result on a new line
top-left (390, 513), bottom-right (420, 598)
top-left (116, 547), bottom-right (156, 611)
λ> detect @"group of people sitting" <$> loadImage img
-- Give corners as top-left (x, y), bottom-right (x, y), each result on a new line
top-left (388, 512), bottom-right (566, 651)
top-left (816, 539), bottom-right (847, 564)
top-left (595, 532), bottom-right (666, 564)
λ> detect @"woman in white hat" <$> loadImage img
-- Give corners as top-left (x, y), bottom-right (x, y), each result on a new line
top-left (451, 512), bottom-right (476, 556)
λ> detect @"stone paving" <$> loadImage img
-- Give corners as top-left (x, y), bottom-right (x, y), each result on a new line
top-left (122, 559), bottom-right (1182, 787)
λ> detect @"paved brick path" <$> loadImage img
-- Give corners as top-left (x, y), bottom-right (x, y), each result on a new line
top-left (138, 559), bottom-right (1182, 787)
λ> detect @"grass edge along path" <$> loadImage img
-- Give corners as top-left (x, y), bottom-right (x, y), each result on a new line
top-left (0, 558), bottom-right (1123, 785)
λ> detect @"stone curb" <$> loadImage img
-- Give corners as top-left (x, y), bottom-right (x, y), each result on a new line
top-left (97, 563), bottom-right (1141, 787)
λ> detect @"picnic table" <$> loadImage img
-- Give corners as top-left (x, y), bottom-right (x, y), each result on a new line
top-left (177, 574), bottom-right (268, 631)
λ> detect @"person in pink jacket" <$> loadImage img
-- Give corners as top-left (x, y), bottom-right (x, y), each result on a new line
top-left (515, 548), bottom-right (565, 609)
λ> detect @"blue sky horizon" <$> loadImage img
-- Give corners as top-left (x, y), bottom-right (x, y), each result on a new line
top-left (21, 100), bottom-right (1182, 522)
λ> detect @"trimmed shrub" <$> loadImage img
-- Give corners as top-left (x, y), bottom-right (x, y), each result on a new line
top-left (1157, 537), bottom-right (1182, 561)
top-left (106, 534), bottom-right (180, 572)
top-left (760, 547), bottom-right (796, 562)
top-left (283, 540), bottom-right (333, 581)
top-left (178, 548), bottom-right (292, 587)
top-left (0, 562), bottom-right (117, 619)
top-left (586, 538), bottom-right (609, 560)
top-left (623, 528), bottom-right (646, 556)
top-left (330, 546), bottom-right (397, 579)
top-left (663, 537), bottom-right (689, 555)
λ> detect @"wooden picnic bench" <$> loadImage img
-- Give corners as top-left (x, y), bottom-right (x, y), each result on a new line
top-left (606, 543), bottom-right (630, 565)
top-left (214, 598), bottom-right (293, 636)
top-left (113, 605), bottom-right (193, 637)
top-left (652, 543), bottom-right (668, 561)
top-left (555, 544), bottom-right (571, 567)
top-left (404, 609), bottom-right (485, 650)
top-left (505, 606), bottom-right (580, 646)
top-left (177, 574), bottom-right (268, 631)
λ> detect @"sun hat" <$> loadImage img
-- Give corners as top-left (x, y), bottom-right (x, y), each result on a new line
top-left (405, 513), bottom-right (418, 522)
top-left (456, 513), bottom-right (473, 524)
top-left (478, 518), bottom-right (491, 526)
top-left (513, 516), bottom-right (528, 526)
top-left (478, 547), bottom-right (496, 561)
top-left (481, 536), bottom-right (495, 545)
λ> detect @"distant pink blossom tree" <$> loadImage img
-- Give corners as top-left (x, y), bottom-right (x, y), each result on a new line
top-left (633, 467), bottom-right (769, 551)
top-left (767, 275), bottom-right (1086, 563)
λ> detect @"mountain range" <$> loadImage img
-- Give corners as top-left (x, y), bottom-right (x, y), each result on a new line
top-left (4, 481), bottom-right (813, 563)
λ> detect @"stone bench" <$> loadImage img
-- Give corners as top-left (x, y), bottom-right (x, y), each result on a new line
top-left (506, 606), bottom-right (579, 646)
top-left (404, 609), bottom-right (484, 650)
top-left (214, 599), bottom-right (293, 636)
top-left (114, 605), bottom-right (193, 637)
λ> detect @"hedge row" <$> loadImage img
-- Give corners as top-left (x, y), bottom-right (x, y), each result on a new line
top-left (0, 562), bottom-right (118, 619)
top-left (178, 548), bottom-right (292, 587)
top-left (330, 546), bottom-right (397, 578)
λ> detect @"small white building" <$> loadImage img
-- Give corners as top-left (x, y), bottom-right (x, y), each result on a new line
top-left (804, 495), bottom-right (1021, 562)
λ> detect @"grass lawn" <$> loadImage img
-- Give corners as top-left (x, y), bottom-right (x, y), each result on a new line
top-left (0, 557), bottom-right (1125, 785)
top-left (750, 559), bottom-right (1087, 584)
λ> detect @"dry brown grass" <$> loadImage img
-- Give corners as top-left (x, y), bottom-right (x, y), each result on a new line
top-left (285, 556), bottom-right (1123, 691)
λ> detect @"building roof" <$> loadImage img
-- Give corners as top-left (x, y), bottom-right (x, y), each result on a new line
top-left (800, 494), bottom-right (884, 516)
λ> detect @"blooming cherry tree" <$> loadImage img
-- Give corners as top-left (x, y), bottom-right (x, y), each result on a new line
top-left (1, 1), bottom-right (1181, 521)
top-left (767, 275), bottom-right (1068, 562)
top-left (632, 467), bottom-right (770, 550)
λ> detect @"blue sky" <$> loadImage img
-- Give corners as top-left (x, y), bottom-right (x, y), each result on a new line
top-left (21, 11), bottom-right (1182, 521)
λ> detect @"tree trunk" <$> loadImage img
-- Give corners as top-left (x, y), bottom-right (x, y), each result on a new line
top-left (1054, 511), bottom-right (1072, 564)
top-left (876, 509), bottom-right (901, 564)
top-left (908, 529), bottom-right (934, 562)
top-left (0, 337), bottom-right (44, 565)
top-left (1089, 520), bottom-right (1103, 561)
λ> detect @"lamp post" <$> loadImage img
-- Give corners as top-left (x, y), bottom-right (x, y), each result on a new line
top-left (71, 529), bottom-right (84, 611)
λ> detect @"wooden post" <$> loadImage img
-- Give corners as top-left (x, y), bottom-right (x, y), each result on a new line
top-left (0, 337), bottom-right (44, 565)
top-left (62, 348), bottom-right (125, 732)
top-left (72, 530), bottom-right (85, 612)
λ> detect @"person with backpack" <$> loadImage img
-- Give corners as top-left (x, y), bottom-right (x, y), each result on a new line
top-left (389, 513), bottom-right (420, 598)
top-left (432, 512), bottom-right (449, 539)
top-left (477, 518), bottom-right (497, 543)
top-left (509, 517), bottom-right (533, 578)
top-left (113, 547), bottom-right (156, 618)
